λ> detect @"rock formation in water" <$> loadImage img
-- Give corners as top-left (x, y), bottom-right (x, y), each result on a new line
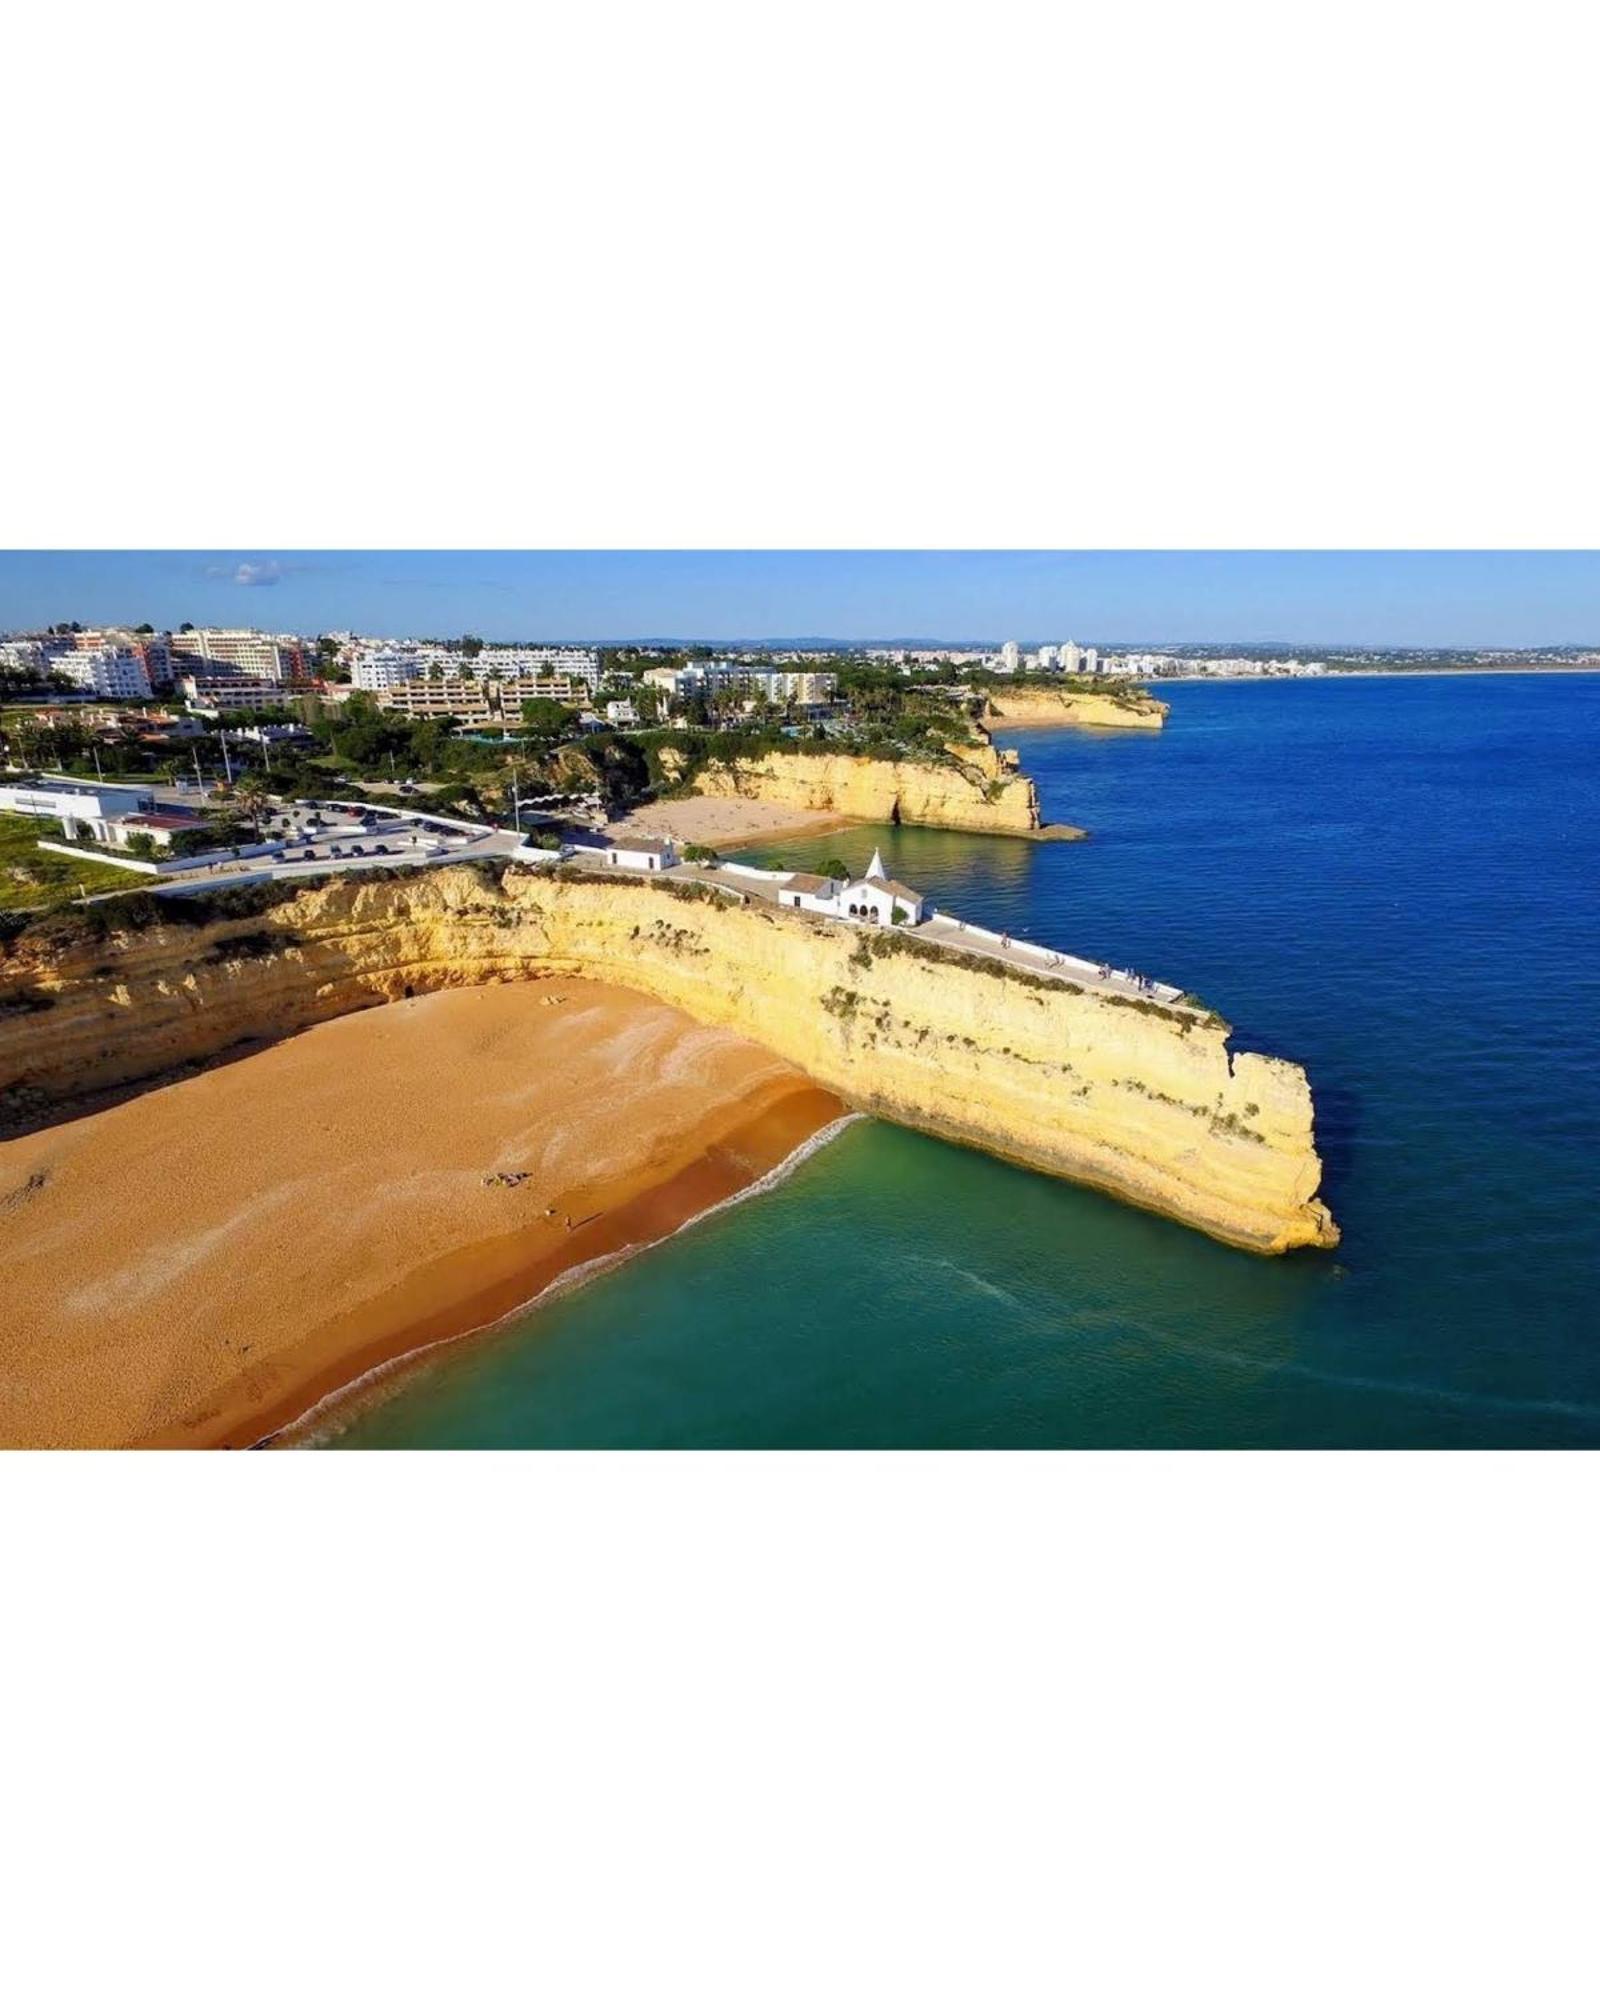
top-left (984, 687), bottom-right (1168, 730)
top-left (0, 864), bottom-right (1337, 1254)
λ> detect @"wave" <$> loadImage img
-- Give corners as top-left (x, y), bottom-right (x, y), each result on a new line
top-left (275, 1110), bottom-right (865, 1449)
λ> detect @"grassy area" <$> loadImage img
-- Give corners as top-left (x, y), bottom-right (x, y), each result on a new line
top-left (0, 813), bottom-right (140, 913)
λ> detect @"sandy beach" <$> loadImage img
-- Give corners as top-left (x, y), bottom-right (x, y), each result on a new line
top-left (0, 981), bottom-right (842, 1449)
top-left (603, 794), bottom-right (853, 850)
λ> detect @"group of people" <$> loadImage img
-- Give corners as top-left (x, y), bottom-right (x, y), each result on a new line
top-left (985, 931), bottom-right (1158, 997)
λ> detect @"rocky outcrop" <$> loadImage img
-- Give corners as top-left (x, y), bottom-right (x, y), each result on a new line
top-left (0, 866), bottom-right (1337, 1254)
top-left (985, 687), bottom-right (1168, 730)
top-left (678, 733), bottom-right (1051, 835)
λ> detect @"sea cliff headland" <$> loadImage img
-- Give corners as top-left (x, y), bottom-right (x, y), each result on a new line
top-left (658, 727), bottom-right (1080, 838)
top-left (0, 862), bottom-right (1337, 1259)
top-left (983, 686), bottom-right (1169, 731)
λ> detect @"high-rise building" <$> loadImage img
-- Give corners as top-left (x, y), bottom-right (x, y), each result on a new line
top-left (169, 628), bottom-right (307, 684)
top-left (1059, 641), bottom-right (1082, 676)
top-left (1082, 647), bottom-right (1099, 676)
top-left (999, 640), bottom-right (1020, 674)
top-left (55, 647), bottom-right (154, 699)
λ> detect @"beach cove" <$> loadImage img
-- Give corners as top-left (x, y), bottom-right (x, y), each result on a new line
top-left (0, 981), bottom-right (841, 1448)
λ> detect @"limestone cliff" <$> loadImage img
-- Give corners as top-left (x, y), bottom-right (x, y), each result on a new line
top-left (676, 732), bottom-right (1049, 836)
top-left (0, 866), bottom-right (1337, 1254)
top-left (985, 687), bottom-right (1168, 730)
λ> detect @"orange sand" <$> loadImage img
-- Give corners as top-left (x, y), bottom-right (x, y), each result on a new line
top-left (602, 795), bottom-right (852, 850)
top-left (0, 981), bottom-right (842, 1449)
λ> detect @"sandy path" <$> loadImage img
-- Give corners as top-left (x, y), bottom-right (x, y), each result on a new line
top-left (0, 981), bottom-right (841, 1449)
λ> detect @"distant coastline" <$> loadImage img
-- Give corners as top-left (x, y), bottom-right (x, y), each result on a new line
top-left (1142, 666), bottom-right (1600, 685)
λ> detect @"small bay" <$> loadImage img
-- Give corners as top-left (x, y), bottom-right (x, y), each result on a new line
top-left (328, 673), bottom-right (1600, 1448)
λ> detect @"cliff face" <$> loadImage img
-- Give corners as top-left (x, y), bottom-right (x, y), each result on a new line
top-left (0, 867), bottom-right (1336, 1254)
top-left (985, 688), bottom-right (1168, 731)
top-left (682, 735), bottom-right (1045, 835)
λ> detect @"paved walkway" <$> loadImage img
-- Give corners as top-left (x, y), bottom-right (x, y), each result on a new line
top-left (653, 861), bottom-right (1187, 1009)
top-left (918, 913), bottom-right (1184, 1005)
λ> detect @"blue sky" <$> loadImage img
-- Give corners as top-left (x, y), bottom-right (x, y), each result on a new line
top-left (0, 551), bottom-right (1596, 647)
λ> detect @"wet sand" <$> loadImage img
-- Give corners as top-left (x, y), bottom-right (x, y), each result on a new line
top-left (603, 795), bottom-right (853, 850)
top-left (0, 981), bottom-right (843, 1449)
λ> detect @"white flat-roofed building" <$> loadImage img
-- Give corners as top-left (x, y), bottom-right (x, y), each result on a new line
top-left (350, 651), bottom-right (443, 692)
top-left (641, 665), bottom-right (836, 705)
top-left (0, 639), bottom-right (49, 678)
top-left (604, 699), bottom-right (639, 726)
top-left (0, 774), bottom-right (156, 841)
top-left (471, 647), bottom-right (600, 687)
top-left (54, 648), bottom-right (154, 699)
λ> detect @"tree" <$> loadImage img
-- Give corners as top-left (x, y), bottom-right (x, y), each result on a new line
top-left (823, 857), bottom-right (850, 880)
top-left (460, 634), bottom-right (485, 660)
top-left (520, 697), bottom-right (577, 736)
top-left (123, 832), bottom-right (158, 859)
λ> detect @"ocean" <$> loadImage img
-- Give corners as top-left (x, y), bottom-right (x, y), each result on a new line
top-left (325, 673), bottom-right (1600, 1448)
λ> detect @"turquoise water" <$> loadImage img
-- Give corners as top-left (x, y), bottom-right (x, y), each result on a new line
top-left (327, 675), bottom-right (1600, 1449)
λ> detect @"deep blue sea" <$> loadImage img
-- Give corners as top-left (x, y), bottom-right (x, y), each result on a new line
top-left (327, 675), bottom-right (1600, 1448)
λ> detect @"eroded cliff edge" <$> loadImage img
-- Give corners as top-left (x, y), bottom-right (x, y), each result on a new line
top-left (985, 688), bottom-right (1168, 730)
top-left (668, 731), bottom-right (1052, 835)
top-left (0, 865), bottom-right (1337, 1254)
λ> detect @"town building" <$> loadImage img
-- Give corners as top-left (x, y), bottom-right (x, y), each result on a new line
top-left (641, 664), bottom-right (836, 706)
top-left (104, 810), bottom-right (206, 851)
top-left (179, 674), bottom-right (293, 713)
top-left (372, 677), bottom-right (496, 725)
top-left (471, 646), bottom-right (601, 686)
top-left (169, 628), bottom-right (307, 685)
top-left (1, 639), bottom-right (50, 679)
top-left (373, 672), bottom-right (596, 723)
top-left (349, 649), bottom-right (453, 692)
top-left (52, 647), bottom-right (155, 699)
top-left (0, 775), bottom-right (156, 841)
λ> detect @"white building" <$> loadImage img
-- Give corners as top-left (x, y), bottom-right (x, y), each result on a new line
top-left (351, 651), bottom-right (439, 692)
top-left (998, 640), bottom-right (1020, 674)
top-left (597, 835), bottom-right (678, 872)
top-left (641, 664), bottom-right (836, 706)
top-left (0, 639), bottom-right (49, 679)
top-left (1059, 641), bottom-right (1082, 676)
top-left (471, 647), bottom-right (601, 687)
top-left (604, 699), bottom-right (640, 726)
top-left (778, 848), bottom-right (924, 926)
top-left (54, 648), bottom-right (154, 699)
top-left (0, 775), bottom-right (156, 841)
